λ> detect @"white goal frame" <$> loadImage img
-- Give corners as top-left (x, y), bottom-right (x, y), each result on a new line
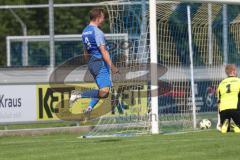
top-left (0, 0), bottom-right (159, 135)
top-left (162, 0), bottom-right (240, 4)
top-left (5, 0), bottom-right (239, 135)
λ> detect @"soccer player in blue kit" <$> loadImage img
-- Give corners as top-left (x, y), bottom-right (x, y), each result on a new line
top-left (69, 8), bottom-right (119, 113)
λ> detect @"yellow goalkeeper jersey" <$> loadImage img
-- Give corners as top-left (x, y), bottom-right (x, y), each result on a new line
top-left (217, 77), bottom-right (240, 112)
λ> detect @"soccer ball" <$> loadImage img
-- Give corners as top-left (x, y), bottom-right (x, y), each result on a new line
top-left (199, 119), bottom-right (211, 129)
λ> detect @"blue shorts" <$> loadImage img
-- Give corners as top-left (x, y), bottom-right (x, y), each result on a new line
top-left (88, 56), bottom-right (112, 89)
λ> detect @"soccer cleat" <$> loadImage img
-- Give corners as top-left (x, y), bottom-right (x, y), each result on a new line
top-left (231, 123), bottom-right (240, 133)
top-left (83, 106), bottom-right (93, 114)
top-left (69, 90), bottom-right (81, 107)
top-left (221, 119), bottom-right (229, 133)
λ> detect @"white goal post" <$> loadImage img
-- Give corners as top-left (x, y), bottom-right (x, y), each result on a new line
top-left (149, 0), bottom-right (159, 134)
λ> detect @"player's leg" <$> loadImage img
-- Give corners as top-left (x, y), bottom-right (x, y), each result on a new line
top-left (83, 75), bottom-right (111, 112)
top-left (82, 58), bottom-right (111, 99)
top-left (99, 87), bottom-right (110, 98)
top-left (69, 89), bottom-right (99, 106)
top-left (220, 110), bottom-right (230, 133)
top-left (70, 58), bottom-right (112, 111)
top-left (83, 87), bottom-right (110, 113)
top-left (83, 88), bottom-right (110, 114)
top-left (83, 98), bottom-right (99, 113)
top-left (80, 86), bottom-right (110, 99)
top-left (216, 109), bottom-right (221, 131)
top-left (229, 109), bottom-right (240, 133)
top-left (95, 60), bottom-right (112, 99)
top-left (84, 59), bottom-right (112, 112)
top-left (69, 59), bottom-right (104, 105)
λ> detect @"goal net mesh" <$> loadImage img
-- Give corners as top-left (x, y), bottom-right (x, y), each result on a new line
top-left (3, 0), bottom-right (240, 137)
top-left (156, 1), bottom-right (240, 132)
top-left (85, 0), bottom-right (240, 137)
top-left (82, 1), bottom-right (151, 138)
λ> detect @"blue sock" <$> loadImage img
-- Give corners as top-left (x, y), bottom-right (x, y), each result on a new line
top-left (89, 99), bottom-right (99, 109)
top-left (81, 89), bottom-right (99, 98)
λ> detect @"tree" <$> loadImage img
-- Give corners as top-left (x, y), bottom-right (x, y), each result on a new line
top-left (0, 0), bottom-right (110, 66)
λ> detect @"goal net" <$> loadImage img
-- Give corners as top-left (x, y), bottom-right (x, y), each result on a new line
top-left (155, 0), bottom-right (240, 132)
top-left (3, 0), bottom-right (240, 137)
top-left (95, 0), bottom-right (240, 135)
top-left (81, 1), bottom-right (152, 138)
top-left (2, 1), bottom-right (152, 138)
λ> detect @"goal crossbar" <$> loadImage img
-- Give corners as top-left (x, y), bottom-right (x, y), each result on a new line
top-left (0, 1), bottom-right (142, 10)
top-left (1, 0), bottom-right (238, 10)
top-left (159, 0), bottom-right (240, 4)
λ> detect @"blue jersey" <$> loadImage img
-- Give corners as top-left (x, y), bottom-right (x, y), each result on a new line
top-left (82, 24), bottom-right (112, 89)
top-left (82, 25), bottom-right (106, 59)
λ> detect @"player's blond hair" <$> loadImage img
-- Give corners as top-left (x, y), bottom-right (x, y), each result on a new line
top-left (225, 64), bottom-right (237, 76)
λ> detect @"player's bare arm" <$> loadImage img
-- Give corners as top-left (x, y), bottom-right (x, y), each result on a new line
top-left (83, 49), bottom-right (90, 61)
top-left (99, 45), bottom-right (119, 74)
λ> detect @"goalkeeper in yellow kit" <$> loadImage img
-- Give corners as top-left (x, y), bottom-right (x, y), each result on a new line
top-left (217, 64), bottom-right (240, 133)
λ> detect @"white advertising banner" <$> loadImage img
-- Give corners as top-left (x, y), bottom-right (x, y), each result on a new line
top-left (0, 85), bottom-right (36, 123)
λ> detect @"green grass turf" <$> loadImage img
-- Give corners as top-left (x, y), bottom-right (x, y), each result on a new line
top-left (0, 130), bottom-right (239, 160)
top-left (0, 122), bottom-right (77, 130)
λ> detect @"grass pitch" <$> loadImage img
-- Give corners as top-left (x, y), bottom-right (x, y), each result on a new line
top-left (0, 130), bottom-right (239, 160)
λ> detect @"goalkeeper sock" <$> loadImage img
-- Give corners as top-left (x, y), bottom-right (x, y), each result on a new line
top-left (221, 119), bottom-right (229, 133)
